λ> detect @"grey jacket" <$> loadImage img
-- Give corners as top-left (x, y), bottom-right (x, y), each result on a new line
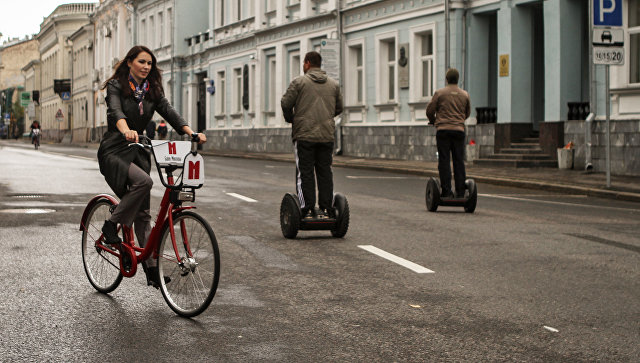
top-left (281, 68), bottom-right (343, 142)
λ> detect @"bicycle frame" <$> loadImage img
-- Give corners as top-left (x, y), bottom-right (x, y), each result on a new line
top-left (80, 137), bottom-right (203, 278)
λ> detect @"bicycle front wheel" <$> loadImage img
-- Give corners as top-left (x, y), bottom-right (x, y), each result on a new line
top-left (158, 211), bottom-right (220, 317)
top-left (81, 199), bottom-right (123, 293)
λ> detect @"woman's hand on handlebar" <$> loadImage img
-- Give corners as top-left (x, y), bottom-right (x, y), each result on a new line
top-left (123, 129), bottom-right (139, 143)
top-left (193, 132), bottom-right (207, 144)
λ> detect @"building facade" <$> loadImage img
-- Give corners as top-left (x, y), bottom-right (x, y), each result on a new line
top-left (36, 3), bottom-right (96, 141)
top-left (70, 23), bottom-right (95, 142)
top-left (92, 0), bottom-right (134, 134)
top-left (0, 38), bottom-right (39, 137)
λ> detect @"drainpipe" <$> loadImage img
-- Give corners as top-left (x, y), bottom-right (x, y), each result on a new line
top-left (585, 112), bottom-right (594, 172)
top-left (445, 0), bottom-right (450, 70)
top-left (335, 0), bottom-right (344, 155)
top-left (461, 8), bottom-right (466, 89)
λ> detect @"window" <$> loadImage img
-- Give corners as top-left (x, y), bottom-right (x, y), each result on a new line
top-left (216, 70), bottom-right (226, 114)
top-left (419, 31), bottom-right (434, 97)
top-left (140, 19), bottom-right (146, 45)
top-left (166, 8), bottom-right (172, 46)
top-left (233, 0), bottom-right (242, 22)
top-left (233, 67), bottom-right (242, 113)
top-left (266, 0), bottom-right (276, 12)
top-left (377, 37), bottom-right (396, 103)
top-left (149, 16), bottom-right (155, 48)
top-left (217, 0), bottom-right (225, 27)
top-left (630, 0), bottom-right (640, 84)
top-left (347, 43), bottom-right (364, 104)
top-left (265, 54), bottom-right (277, 112)
top-left (158, 12), bottom-right (164, 47)
top-left (288, 49), bottom-right (300, 85)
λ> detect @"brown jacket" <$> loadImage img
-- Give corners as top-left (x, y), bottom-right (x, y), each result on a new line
top-left (281, 67), bottom-right (343, 142)
top-left (426, 84), bottom-right (470, 132)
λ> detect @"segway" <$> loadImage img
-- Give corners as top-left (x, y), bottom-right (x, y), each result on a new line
top-left (425, 177), bottom-right (477, 213)
top-left (280, 193), bottom-right (350, 239)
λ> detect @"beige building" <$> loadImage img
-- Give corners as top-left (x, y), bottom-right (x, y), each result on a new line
top-left (21, 60), bottom-right (41, 134)
top-left (36, 3), bottom-right (96, 141)
top-left (69, 23), bottom-right (95, 142)
top-left (92, 0), bottom-right (133, 131)
top-left (0, 38), bottom-right (39, 137)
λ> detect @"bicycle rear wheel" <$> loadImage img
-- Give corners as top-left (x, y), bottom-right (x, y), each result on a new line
top-left (158, 211), bottom-right (220, 317)
top-left (81, 199), bottom-right (123, 293)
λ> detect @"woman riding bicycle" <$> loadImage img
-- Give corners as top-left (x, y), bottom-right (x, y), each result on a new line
top-left (98, 45), bottom-right (206, 288)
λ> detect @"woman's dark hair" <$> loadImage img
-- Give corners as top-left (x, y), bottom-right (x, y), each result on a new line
top-left (101, 45), bottom-right (163, 101)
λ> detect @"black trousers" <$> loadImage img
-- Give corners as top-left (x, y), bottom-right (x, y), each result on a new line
top-left (294, 140), bottom-right (334, 213)
top-left (436, 130), bottom-right (466, 196)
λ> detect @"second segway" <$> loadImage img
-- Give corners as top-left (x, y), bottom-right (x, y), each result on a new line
top-left (280, 193), bottom-right (350, 239)
top-left (425, 177), bottom-right (477, 213)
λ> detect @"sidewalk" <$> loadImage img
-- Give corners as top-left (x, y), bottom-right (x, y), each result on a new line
top-left (207, 149), bottom-right (640, 203)
top-left (4, 139), bottom-right (639, 203)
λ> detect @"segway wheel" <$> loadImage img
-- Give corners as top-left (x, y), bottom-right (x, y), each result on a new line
top-left (331, 193), bottom-right (350, 238)
top-left (280, 194), bottom-right (301, 239)
top-left (464, 179), bottom-right (478, 213)
top-left (425, 177), bottom-right (440, 212)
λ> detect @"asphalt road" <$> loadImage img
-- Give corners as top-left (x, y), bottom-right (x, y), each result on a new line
top-left (0, 141), bottom-right (638, 362)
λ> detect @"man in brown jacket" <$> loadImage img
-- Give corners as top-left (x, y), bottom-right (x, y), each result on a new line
top-left (426, 68), bottom-right (471, 198)
top-left (281, 51), bottom-right (343, 218)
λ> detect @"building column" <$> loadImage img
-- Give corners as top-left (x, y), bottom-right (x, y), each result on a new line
top-left (544, 0), bottom-right (584, 121)
top-left (204, 77), bottom-right (211, 129)
top-left (497, 2), bottom-right (533, 124)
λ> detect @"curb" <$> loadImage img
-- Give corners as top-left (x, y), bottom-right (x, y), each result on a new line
top-left (206, 151), bottom-right (640, 203)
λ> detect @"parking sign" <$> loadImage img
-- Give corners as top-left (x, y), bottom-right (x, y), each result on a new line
top-left (593, 0), bottom-right (622, 26)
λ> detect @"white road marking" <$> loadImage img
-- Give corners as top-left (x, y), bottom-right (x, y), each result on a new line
top-left (480, 193), bottom-right (640, 212)
top-left (46, 151), bottom-right (95, 161)
top-left (358, 245), bottom-right (434, 274)
top-left (346, 176), bottom-right (416, 179)
top-left (543, 326), bottom-right (559, 333)
top-left (226, 192), bottom-right (257, 203)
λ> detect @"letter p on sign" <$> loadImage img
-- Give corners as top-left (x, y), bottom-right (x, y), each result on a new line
top-left (593, 0), bottom-right (622, 26)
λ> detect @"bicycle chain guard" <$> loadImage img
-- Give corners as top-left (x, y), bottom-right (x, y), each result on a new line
top-left (119, 244), bottom-right (138, 278)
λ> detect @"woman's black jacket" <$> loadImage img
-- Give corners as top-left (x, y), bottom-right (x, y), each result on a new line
top-left (98, 79), bottom-right (188, 198)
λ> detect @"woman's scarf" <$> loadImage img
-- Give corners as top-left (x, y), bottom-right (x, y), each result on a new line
top-left (129, 74), bottom-right (149, 115)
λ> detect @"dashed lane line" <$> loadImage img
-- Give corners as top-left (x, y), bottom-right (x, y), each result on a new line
top-left (226, 192), bottom-right (258, 203)
top-left (358, 245), bottom-right (434, 274)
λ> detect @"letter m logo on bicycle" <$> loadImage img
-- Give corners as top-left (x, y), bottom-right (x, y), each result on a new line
top-left (168, 142), bottom-right (177, 155)
top-left (184, 153), bottom-right (204, 187)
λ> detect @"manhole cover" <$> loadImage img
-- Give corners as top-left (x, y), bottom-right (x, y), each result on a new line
top-left (0, 208), bottom-right (56, 214)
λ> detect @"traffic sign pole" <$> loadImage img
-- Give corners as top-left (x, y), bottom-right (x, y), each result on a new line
top-left (605, 66), bottom-right (611, 188)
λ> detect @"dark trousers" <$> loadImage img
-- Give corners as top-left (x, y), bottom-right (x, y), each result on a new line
top-left (436, 130), bottom-right (466, 196)
top-left (109, 163), bottom-right (154, 265)
top-left (294, 140), bottom-right (334, 213)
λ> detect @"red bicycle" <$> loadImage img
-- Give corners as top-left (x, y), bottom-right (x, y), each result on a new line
top-left (80, 135), bottom-right (220, 317)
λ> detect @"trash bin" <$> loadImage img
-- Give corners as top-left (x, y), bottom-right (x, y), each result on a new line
top-left (557, 148), bottom-right (574, 169)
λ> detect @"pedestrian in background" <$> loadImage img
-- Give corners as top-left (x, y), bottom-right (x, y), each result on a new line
top-left (157, 120), bottom-right (168, 140)
top-left (426, 68), bottom-right (471, 198)
top-left (281, 51), bottom-right (343, 219)
top-left (97, 45), bottom-right (206, 287)
top-left (146, 119), bottom-right (156, 140)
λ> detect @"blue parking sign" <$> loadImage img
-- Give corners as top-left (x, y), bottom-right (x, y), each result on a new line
top-left (593, 0), bottom-right (623, 26)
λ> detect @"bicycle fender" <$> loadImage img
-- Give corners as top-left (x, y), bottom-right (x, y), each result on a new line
top-left (172, 206), bottom-right (196, 216)
top-left (79, 194), bottom-right (119, 231)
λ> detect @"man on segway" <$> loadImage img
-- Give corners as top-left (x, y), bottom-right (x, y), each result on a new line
top-left (426, 68), bottom-right (471, 199)
top-left (281, 51), bottom-right (343, 219)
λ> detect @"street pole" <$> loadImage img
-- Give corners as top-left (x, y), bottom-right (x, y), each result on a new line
top-left (605, 65), bottom-right (611, 188)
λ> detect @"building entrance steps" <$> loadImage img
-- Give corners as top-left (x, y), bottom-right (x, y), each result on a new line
top-left (473, 137), bottom-right (558, 168)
